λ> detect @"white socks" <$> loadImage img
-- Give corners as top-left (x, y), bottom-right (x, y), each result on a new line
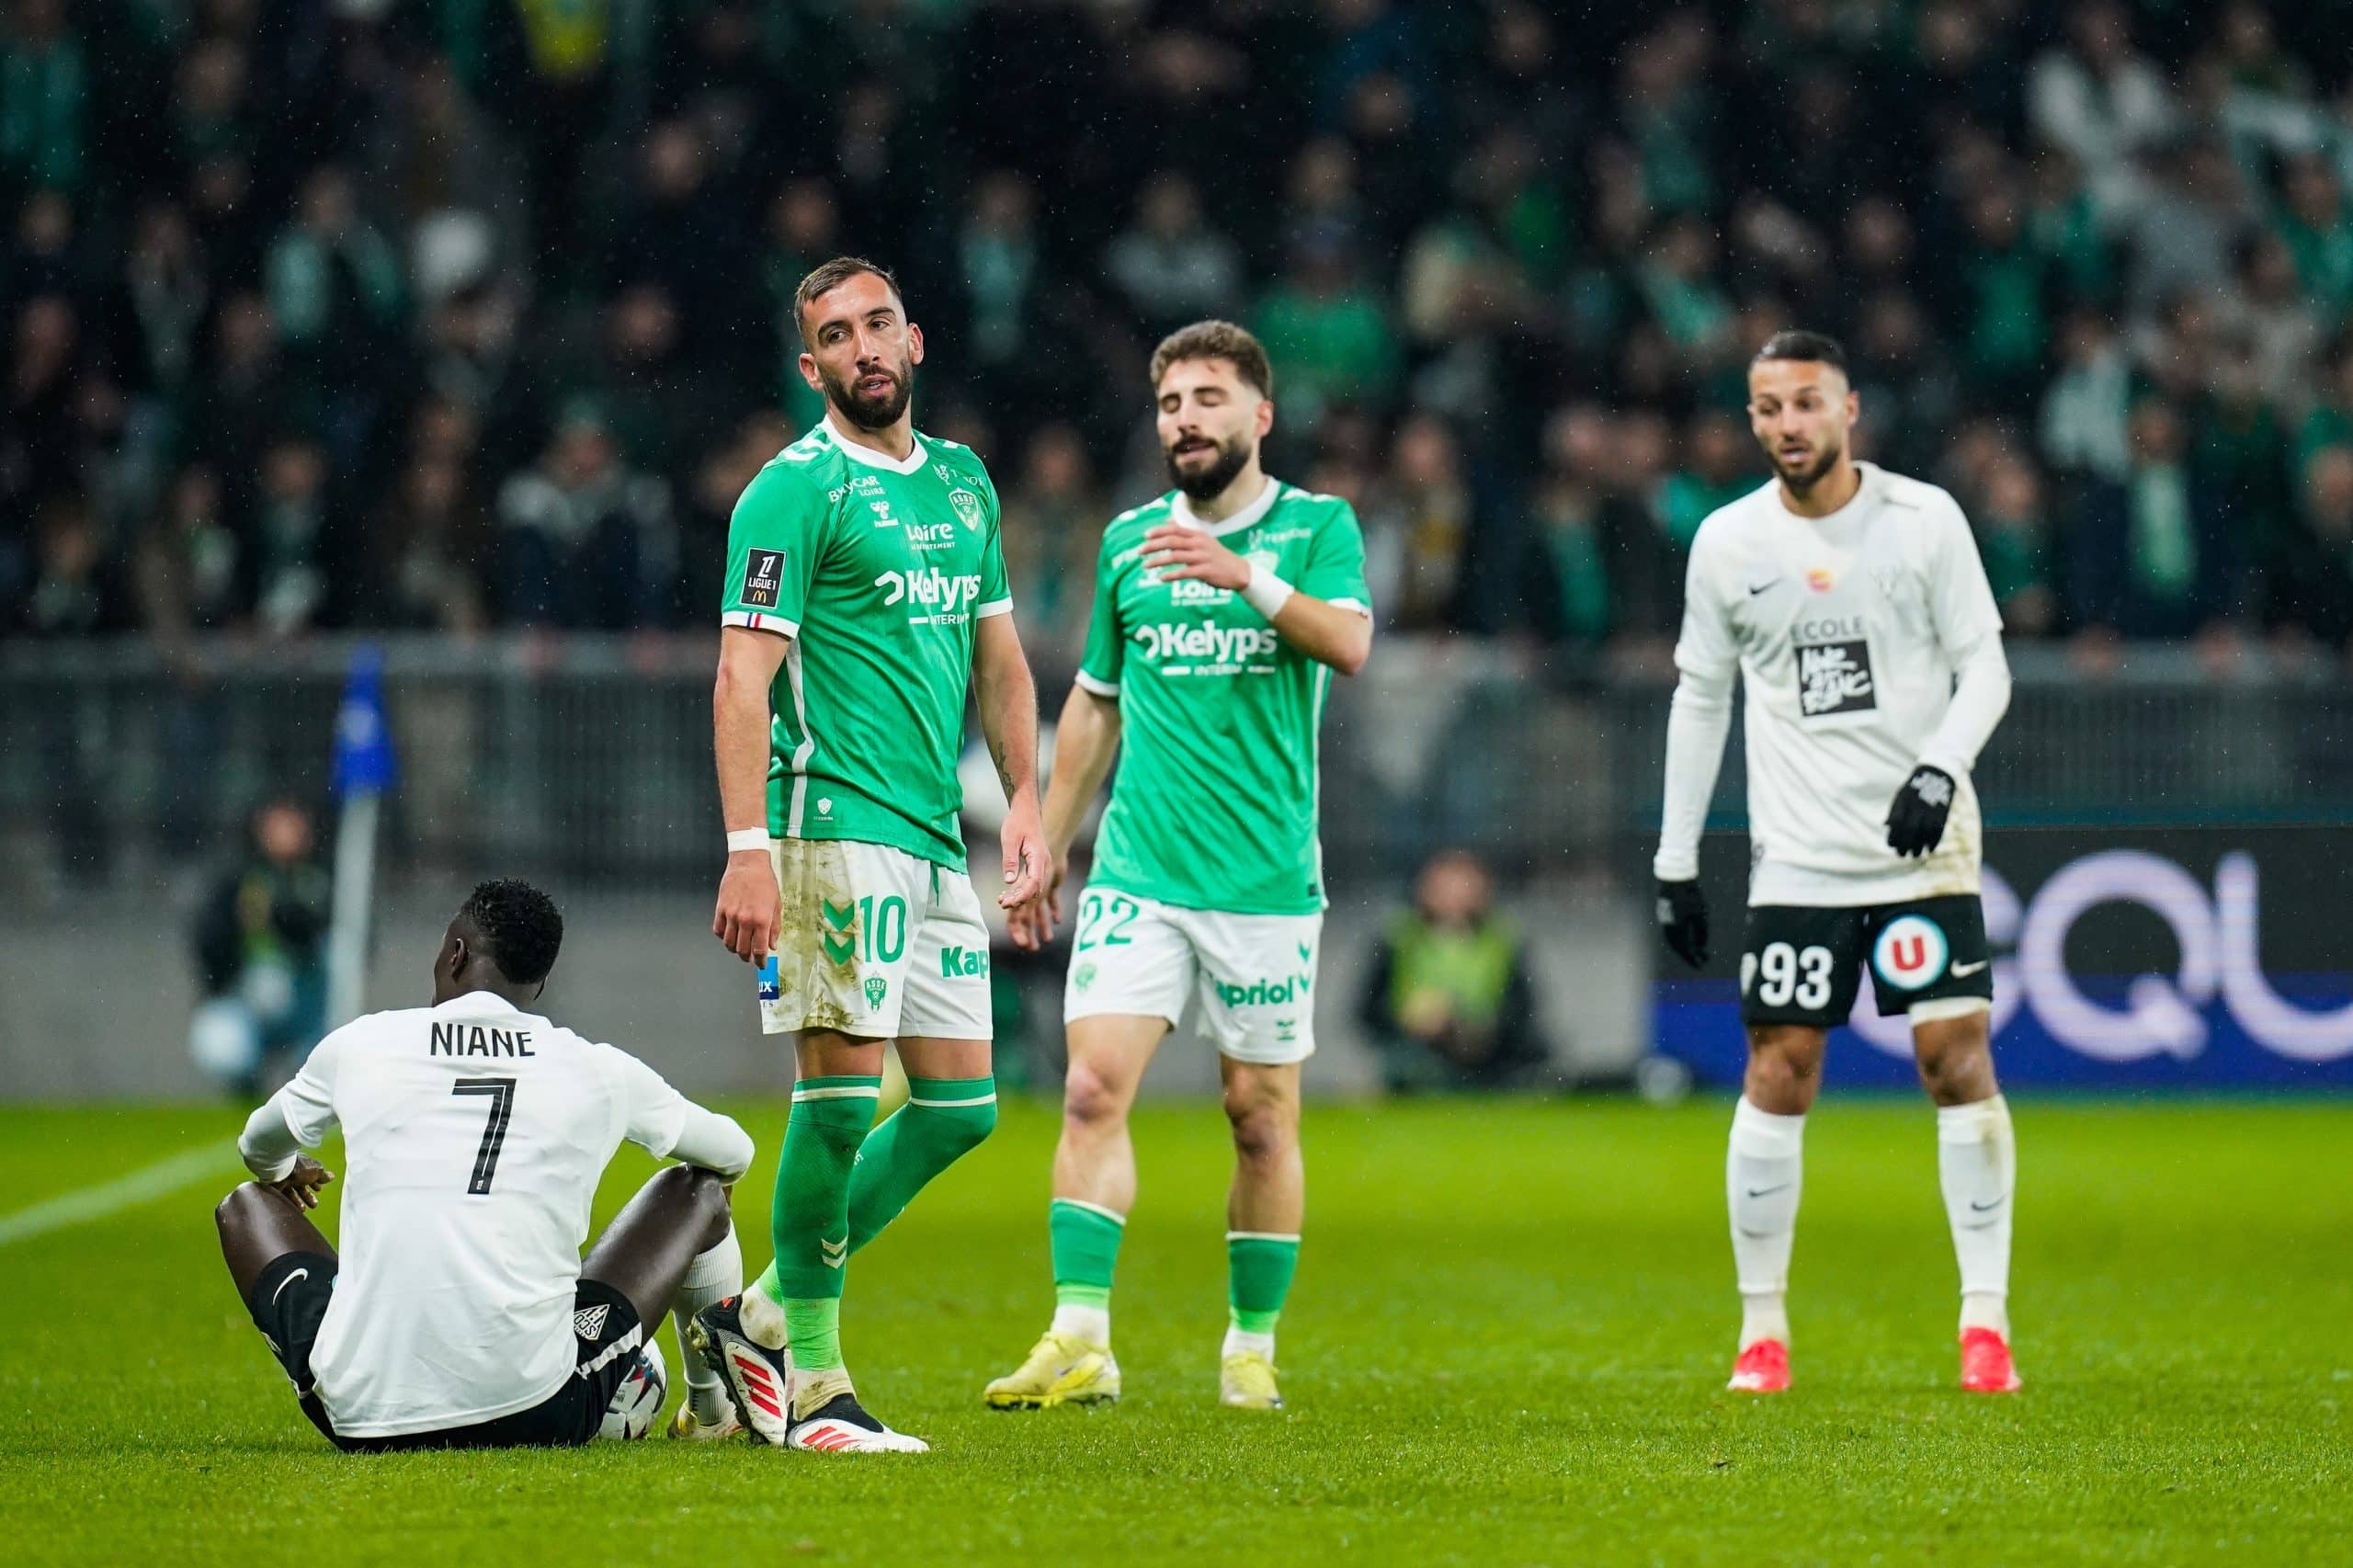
top-left (1727, 1096), bottom-right (1805, 1349)
top-left (1938, 1095), bottom-right (2016, 1336)
top-left (1222, 1326), bottom-right (1275, 1361)
top-left (674, 1225), bottom-right (745, 1424)
top-left (1051, 1303), bottom-right (1112, 1347)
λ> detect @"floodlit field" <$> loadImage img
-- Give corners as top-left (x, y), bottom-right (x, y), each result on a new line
top-left (3, 1097), bottom-right (2346, 1565)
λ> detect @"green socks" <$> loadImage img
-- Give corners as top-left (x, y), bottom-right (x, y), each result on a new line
top-left (757, 1074), bottom-right (998, 1373)
top-left (847, 1076), bottom-right (998, 1252)
top-left (1050, 1198), bottom-right (1125, 1311)
top-left (1227, 1232), bottom-right (1301, 1338)
top-left (765, 1074), bottom-right (881, 1371)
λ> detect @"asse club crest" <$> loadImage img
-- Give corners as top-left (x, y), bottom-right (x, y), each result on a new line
top-left (864, 976), bottom-right (889, 1008)
top-left (949, 488), bottom-right (984, 530)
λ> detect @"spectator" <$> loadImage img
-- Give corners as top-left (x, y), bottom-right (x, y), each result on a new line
top-left (2273, 153), bottom-right (2353, 328)
top-left (18, 490), bottom-right (123, 637)
top-left (0, 0), bottom-right (85, 197)
top-left (1657, 411), bottom-right (1753, 552)
top-left (1360, 413), bottom-right (1472, 631)
top-left (1975, 457), bottom-right (2059, 637)
top-left (250, 434), bottom-right (338, 637)
top-left (1104, 171), bottom-right (1243, 341)
top-left (2027, 1), bottom-right (2178, 212)
top-left (1254, 233), bottom-right (1400, 429)
top-left (997, 422), bottom-right (1103, 665)
top-left (372, 451), bottom-right (488, 633)
top-left (188, 797), bottom-right (331, 1098)
top-left (2069, 399), bottom-right (2238, 638)
top-left (1358, 850), bottom-right (1550, 1095)
top-left (495, 403), bottom-right (671, 630)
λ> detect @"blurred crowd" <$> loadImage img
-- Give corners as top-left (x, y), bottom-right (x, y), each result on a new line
top-left (9, 0), bottom-right (2353, 670)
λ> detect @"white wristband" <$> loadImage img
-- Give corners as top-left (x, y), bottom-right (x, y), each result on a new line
top-left (726, 828), bottom-right (769, 855)
top-left (1240, 560), bottom-right (1295, 619)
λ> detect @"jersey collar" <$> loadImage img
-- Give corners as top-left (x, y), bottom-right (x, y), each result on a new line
top-left (434, 990), bottom-right (524, 1017)
top-left (1172, 474), bottom-right (1281, 537)
top-left (822, 415), bottom-right (928, 475)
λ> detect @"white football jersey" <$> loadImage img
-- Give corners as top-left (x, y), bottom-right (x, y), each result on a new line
top-left (1669, 463), bottom-right (2006, 906)
top-left (265, 992), bottom-right (697, 1437)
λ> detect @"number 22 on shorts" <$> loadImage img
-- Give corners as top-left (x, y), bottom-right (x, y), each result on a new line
top-left (1074, 892), bottom-right (1138, 951)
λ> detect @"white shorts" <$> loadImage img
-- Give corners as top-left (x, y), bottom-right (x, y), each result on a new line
top-left (757, 837), bottom-right (994, 1040)
top-left (1062, 886), bottom-right (1322, 1066)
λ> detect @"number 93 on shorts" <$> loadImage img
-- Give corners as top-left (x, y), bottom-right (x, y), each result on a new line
top-left (1063, 887), bottom-right (1322, 1066)
top-left (1738, 895), bottom-right (1992, 1028)
top-left (757, 837), bottom-right (995, 1040)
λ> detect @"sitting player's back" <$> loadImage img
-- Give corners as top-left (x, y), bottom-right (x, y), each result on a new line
top-left (278, 994), bottom-right (702, 1435)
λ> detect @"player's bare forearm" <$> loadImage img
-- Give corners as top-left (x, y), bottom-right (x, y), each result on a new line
top-left (973, 614), bottom-right (1049, 909)
top-left (714, 627), bottom-right (788, 833)
top-left (1044, 683), bottom-right (1121, 859)
top-left (1269, 594), bottom-right (1372, 676)
top-left (972, 614), bottom-right (1040, 807)
top-left (712, 627), bottom-right (788, 961)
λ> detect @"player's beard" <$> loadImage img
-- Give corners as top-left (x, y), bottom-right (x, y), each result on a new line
top-left (1772, 431), bottom-right (1844, 495)
top-left (1165, 430), bottom-right (1253, 501)
top-left (823, 355), bottom-right (915, 432)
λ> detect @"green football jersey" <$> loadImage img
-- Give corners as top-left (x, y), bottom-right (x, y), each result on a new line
top-left (721, 418), bottom-right (1010, 870)
top-left (1077, 478), bottom-right (1370, 915)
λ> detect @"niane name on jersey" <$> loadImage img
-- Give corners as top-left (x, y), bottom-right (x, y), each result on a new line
top-left (429, 1022), bottom-right (537, 1058)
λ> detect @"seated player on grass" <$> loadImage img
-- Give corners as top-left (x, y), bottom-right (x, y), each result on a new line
top-left (213, 879), bottom-right (757, 1451)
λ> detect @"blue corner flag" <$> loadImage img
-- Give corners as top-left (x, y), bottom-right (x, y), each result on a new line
top-left (331, 644), bottom-right (398, 798)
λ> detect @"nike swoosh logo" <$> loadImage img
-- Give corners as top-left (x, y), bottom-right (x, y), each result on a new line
top-left (1747, 579), bottom-right (1778, 596)
top-left (1970, 1198), bottom-right (2005, 1212)
top-left (1950, 960), bottom-right (1988, 977)
top-left (272, 1267), bottom-right (309, 1303)
top-left (1745, 1183), bottom-right (1791, 1199)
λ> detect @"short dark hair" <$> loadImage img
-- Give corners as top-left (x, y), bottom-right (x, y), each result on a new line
top-left (1753, 329), bottom-right (1849, 376)
top-left (457, 879), bottom-right (564, 985)
top-left (793, 256), bottom-right (903, 346)
top-left (1150, 319), bottom-right (1274, 400)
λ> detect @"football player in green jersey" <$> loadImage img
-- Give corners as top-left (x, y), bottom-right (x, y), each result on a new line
top-left (986, 321), bottom-right (1371, 1414)
top-left (696, 257), bottom-right (1050, 1454)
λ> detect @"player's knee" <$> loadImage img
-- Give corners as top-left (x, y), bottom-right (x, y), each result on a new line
top-left (1223, 1093), bottom-right (1295, 1165)
top-left (1063, 1062), bottom-right (1129, 1131)
top-left (1745, 1028), bottom-right (1824, 1107)
top-left (1915, 1036), bottom-right (1990, 1104)
top-left (214, 1182), bottom-right (265, 1237)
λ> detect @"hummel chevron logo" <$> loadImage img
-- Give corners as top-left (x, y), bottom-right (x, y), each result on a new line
top-left (822, 899), bottom-right (857, 966)
top-left (820, 1237), bottom-right (847, 1268)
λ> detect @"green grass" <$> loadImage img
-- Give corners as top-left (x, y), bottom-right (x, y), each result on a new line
top-left (3, 1097), bottom-right (2348, 1565)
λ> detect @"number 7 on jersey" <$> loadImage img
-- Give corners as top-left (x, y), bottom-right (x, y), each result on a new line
top-left (452, 1077), bottom-right (517, 1195)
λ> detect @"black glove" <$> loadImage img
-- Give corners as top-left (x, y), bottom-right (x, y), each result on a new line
top-left (1656, 878), bottom-right (1710, 969)
top-left (1886, 764), bottom-right (1957, 858)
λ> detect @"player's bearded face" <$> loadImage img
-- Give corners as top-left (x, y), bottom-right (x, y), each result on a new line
top-left (1766, 423), bottom-right (1843, 491)
top-left (1164, 426), bottom-right (1253, 500)
top-left (822, 345), bottom-right (915, 430)
top-left (1748, 366), bottom-right (1854, 494)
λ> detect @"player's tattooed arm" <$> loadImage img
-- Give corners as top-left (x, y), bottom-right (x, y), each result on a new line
top-left (1008, 683), bottom-right (1122, 951)
top-left (973, 613), bottom-right (1049, 913)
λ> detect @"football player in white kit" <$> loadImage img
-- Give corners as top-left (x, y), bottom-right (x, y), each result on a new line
top-left (1654, 332), bottom-right (2020, 1396)
top-left (213, 880), bottom-right (758, 1449)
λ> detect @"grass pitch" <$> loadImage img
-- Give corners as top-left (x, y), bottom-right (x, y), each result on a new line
top-left (3, 1096), bottom-right (2347, 1565)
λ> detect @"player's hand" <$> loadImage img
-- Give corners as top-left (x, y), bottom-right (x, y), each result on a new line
top-left (1886, 764), bottom-right (1957, 858)
top-left (713, 850), bottom-right (780, 963)
top-left (269, 1154), bottom-right (335, 1210)
top-left (997, 791), bottom-right (1050, 915)
top-left (1142, 524), bottom-right (1250, 590)
top-left (1656, 879), bottom-right (1710, 969)
top-left (1006, 851), bottom-right (1065, 951)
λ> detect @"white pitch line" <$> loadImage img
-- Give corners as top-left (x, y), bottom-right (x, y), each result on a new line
top-left (0, 1137), bottom-right (244, 1248)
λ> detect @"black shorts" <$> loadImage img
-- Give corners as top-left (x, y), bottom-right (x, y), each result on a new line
top-left (1739, 894), bottom-right (1993, 1028)
top-left (245, 1255), bottom-right (644, 1452)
